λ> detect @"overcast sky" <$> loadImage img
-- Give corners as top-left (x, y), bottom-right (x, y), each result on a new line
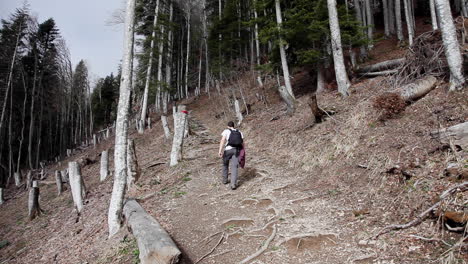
top-left (0, 0), bottom-right (125, 80)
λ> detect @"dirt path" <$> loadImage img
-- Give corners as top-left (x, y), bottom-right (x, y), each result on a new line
top-left (142, 114), bottom-right (377, 264)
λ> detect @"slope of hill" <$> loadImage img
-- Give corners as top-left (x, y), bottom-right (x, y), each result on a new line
top-left (0, 36), bottom-right (467, 264)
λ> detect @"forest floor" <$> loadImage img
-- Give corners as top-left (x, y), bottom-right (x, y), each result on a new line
top-left (1, 30), bottom-right (468, 263)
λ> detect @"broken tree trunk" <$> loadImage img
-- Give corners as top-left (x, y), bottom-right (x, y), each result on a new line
top-left (358, 70), bottom-right (399, 77)
top-left (234, 99), bottom-right (243, 125)
top-left (170, 110), bottom-right (188, 166)
top-left (26, 171), bottom-right (32, 190)
top-left (68, 162), bottom-right (86, 213)
top-left (178, 105), bottom-right (190, 138)
top-left (55, 170), bottom-right (63, 195)
top-left (28, 181), bottom-right (41, 220)
top-left (399, 75), bottom-right (437, 102)
top-left (100, 150), bottom-right (109, 182)
top-left (308, 94), bottom-right (327, 123)
top-left (431, 122), bottom-right (468, 149)
top-left (357, 58), bottom-right (406, 73)
top-left (161, 115), bottom-right (171, 139)
top-left (14, 172), bottom-right (21, 187)
top-left (123, 199), bottom-right (181, 264)
top-left (278, 86), bottom-right (296, 116)
top-left (127, 139), bottom-right (140, 190)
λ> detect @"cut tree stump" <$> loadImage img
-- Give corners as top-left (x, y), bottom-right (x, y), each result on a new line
top-left (55, 170), bottom-right (63, 195)
top-left (68, 162), bottom-right (86, 213)
top-left (100, 150), bottom-right (109, 182)
top-left (170, 109), bottom-right (188, 167)
top-left (123, 199), bottom-right (181, 264)
top-left (431, 122), bottom-right (468, 150)
top-left (399, 75), bottom-right (437, 102)
top-left (28, 181), bottom-right (41, 220)
top-left (0, 188), bottom-right (4, 205)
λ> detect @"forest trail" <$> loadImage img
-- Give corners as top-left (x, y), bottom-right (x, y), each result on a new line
top-left (141, 113), bottom-right (376, 264)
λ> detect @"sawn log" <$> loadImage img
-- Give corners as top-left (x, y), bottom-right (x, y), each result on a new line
top-left (123, 199), bottom-right (181, 264)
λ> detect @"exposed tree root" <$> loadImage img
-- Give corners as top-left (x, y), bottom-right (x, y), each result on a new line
top-left (195, 232), bottom-right (225, 264)
top-left (374, 181), bottom-right (468, 238)
top-left (239, 225), bottom-right (277, 264)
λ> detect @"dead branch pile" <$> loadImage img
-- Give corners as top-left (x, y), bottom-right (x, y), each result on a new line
top-left (393, 21), bottom-right (467, 86)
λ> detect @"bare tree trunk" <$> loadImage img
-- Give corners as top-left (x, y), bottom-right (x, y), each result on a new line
top-left (126, 139), bottom-right (140, 190)
top-left (328, 0), bottom-right (351, 97)
top-left (184, 6), bottom-right (191, 99)
top-left (28, 56), bottom-right (39, 170)
top-left (430, 0), bottom-right (438, 30)
top-left (202, 0), bottom-right (211, 95)
top-left (140, 0), bottom-right (161, 133)
top-left (100, 150), bottom-right (109, 182)
top-left (170, 110), bottom-right (188, 167)
top-left (28, 182), bottom-right (41, 220)
top-left (278, 85), bottom-right (296, 116)
top-left (234, 99), bottom-right (243, 125)
top-left (275, 0), bottom-right (295, 99)
top-left (0, 188), bottom-right (4, 205)
top-left (365, 0), bottom-right (374, 47)
top-left (69, 162), bottom-right (86, 213)
top-left (383, 0), bottom-right (390, 37)
top-left (403, 0), bottom-right (414, 45)
top-left (55, 170), bottom-right (63, 195)
top-left (16, 71), bottom-right (28, 181)
top-left (435, 0), bottom-right (465, 90)
top-left (108, 0), bottom-right (136, 238)
top-left (395, 0), bottom-right (404, 41)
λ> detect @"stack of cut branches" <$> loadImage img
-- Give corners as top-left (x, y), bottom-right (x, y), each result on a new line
top-left (393, 20), bottom-right (467, 87)
top-left (393, 31), bottom-right (448, 87)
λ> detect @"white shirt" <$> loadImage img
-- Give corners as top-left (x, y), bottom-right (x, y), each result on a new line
top-left (221, 129), bottom-right (244, 150)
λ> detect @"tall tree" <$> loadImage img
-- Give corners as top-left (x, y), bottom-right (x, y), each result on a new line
top-left (434, 0), bottom-right (465, 90)
top-left (327, 0), bottom-right (351, 96)
top-left (108, 0), bottom-right (136, 238)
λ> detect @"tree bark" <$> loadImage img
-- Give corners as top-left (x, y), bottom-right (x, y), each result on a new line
top-left (184, 6), bottom-right (191, 99)
top-left (127, 139), bottom-right (140, 190)
top-left (327, 0), bottom-right (351, 96)
top-left (431, 122), bottom-right (468, 150)
top-left (383, 0), bottom-right (390, 37)
top-left (0, 188), bottom-right (4, 205)
top-left (435, 0), bottom-right (465, 90)
top-left (69, 161), bottom-right (86, 213)
top-left (399, 75), bottom-right (437, 102)
top-left (170, 110), bottom-right (188, 167)
top-left (278, 86), bottom-right (296, 116)
top-left (403, 0), bottom-right (414, 46)
top-left (108, 0), bottom-right (136, 238)
top-left (429, 0), bottom-right (438, 30)
top-left (140, 0), bottom-right (161, 132)
top-left (55, 170), bottom-right (63, 195)
top-left (356, 58), bottom-right (405, 73)
top-left (275, 0), bottom-right (295, 99)
top-left (395, 0), bottom-right (404, 41)
top-left (123, 199), bottom-right (181, 264)
top-left (28, 183), bottom-right (41, 220)
top-left (100, 150), bottom-right (109, 182)
top-left (234, 99), bottom-right (243, 125)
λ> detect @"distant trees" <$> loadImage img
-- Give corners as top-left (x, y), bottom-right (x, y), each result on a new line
top-left (0, 7), bottom-right (100, 187)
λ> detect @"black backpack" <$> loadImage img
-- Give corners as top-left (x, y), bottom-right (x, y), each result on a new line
top-left (227, 129), bottom-right (243, 148)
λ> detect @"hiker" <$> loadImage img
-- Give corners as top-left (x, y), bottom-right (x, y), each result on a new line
top-left (218, 121), bottom-right (244, 190)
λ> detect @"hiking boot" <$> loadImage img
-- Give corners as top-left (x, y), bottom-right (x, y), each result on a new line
top-left (230, 185), bottom-right (237, 190)
top-left (222, 179), bottom-right (230, 184)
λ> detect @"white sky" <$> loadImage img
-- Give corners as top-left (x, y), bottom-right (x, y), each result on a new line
top-left (0, 0), bottom-right (125, 79)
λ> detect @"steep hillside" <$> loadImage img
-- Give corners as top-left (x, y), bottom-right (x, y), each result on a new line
top-left (0, 43), bottom-right (467, 264)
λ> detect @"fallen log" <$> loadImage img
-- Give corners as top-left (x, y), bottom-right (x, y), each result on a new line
top-left (399, 75), bottom-right (437, 102)
top-left (431, 122), bottom-right (468, 150)
top-left (356, 58), bottom-right (406, 73)
top-left (357, 70), bottom-right (398, 77)
top-left (123, 199), bottom-right (181, 264)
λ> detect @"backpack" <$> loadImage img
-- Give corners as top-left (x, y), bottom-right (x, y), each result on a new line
top-left (227, 129), bottom-right (243, 148)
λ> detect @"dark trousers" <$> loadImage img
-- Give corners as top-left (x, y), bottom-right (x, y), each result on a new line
top-left (222, 149), bottom-right (239, 188)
